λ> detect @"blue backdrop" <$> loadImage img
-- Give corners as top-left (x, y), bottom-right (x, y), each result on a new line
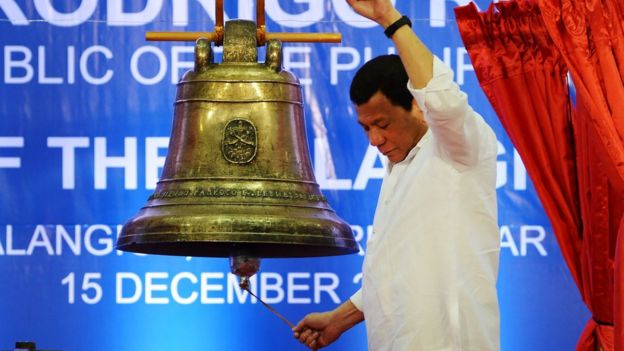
top-left (0, 1), bottom-right (590, 350)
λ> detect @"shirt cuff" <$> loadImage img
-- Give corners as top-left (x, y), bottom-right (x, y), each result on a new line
top-left (350, 289), bottom-right (363, 311)
top-left (408, 55), bottom-right (455, 111)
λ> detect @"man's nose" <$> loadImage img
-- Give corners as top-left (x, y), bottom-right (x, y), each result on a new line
top-left (368, 128), bottom-right (385, 146)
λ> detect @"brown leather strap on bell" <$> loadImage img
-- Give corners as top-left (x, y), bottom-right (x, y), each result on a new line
top-left (256, 0), bottom-right (267, 45)
top-left (214, 0), bottom-right (224, 45)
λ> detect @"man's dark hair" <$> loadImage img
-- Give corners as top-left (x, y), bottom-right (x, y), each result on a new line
top-left (349, 54), bottom-right (414, 111)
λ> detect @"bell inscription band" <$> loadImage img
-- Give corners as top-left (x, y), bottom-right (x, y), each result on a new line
top-left (116, 20), bottom-right (358, 280)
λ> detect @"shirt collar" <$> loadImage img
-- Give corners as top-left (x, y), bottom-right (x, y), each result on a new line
top-left (405, 128), bottom-right (431, 162)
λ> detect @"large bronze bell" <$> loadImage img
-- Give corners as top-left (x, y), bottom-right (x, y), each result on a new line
top-left (117, 20), bottom-right (357, 277)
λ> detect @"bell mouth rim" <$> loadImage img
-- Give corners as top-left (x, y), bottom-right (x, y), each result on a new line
top-left (115, 238), bottom-right (359, 258)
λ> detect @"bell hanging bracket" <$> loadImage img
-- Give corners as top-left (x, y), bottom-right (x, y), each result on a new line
top-left (145, 0), bottom-right (342, 45)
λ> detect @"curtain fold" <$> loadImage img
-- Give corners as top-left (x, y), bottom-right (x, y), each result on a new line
top-left (455, 1), bottom-right (624, 350)
top-left (455, 1), bottom-right (583, 283)
top-left (575, 99), bottom-right (618, 350)
top-left (539, 0), bottom-right (624, 191)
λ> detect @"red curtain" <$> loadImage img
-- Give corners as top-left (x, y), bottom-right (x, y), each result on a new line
top-left (455, 1), bottom-right (624, 350)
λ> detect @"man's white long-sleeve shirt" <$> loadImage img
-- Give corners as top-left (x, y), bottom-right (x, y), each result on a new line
top-left (350, 56), bottom-right (500, 351)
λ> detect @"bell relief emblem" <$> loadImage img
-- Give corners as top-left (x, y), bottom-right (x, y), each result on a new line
top-left (222, 119), bottom-right (258, 164)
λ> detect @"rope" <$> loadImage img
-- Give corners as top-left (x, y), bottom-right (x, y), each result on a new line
top-left (243, 284), bottom-right (296, 329)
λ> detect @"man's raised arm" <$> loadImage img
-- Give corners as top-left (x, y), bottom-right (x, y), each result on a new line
top-left (346, 0), bottom-right (433, 88)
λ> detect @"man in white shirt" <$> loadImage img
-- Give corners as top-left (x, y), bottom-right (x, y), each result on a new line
top-left (292, 0), bottom-right (501, 350)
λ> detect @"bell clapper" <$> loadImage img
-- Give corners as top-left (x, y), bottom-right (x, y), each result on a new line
top-left (230, 253), bottom-right (295, 329)
top-left (239, 276), bottom-right (251, 290)
top-left (229, 254), bottom-right (261, 288)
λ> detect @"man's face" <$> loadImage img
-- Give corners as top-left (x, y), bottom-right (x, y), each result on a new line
top-left (356, 91), bottom-right (424, 163)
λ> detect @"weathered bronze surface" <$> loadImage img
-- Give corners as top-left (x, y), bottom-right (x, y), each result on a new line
top-left (117, 20), bottom-right (357, 258)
